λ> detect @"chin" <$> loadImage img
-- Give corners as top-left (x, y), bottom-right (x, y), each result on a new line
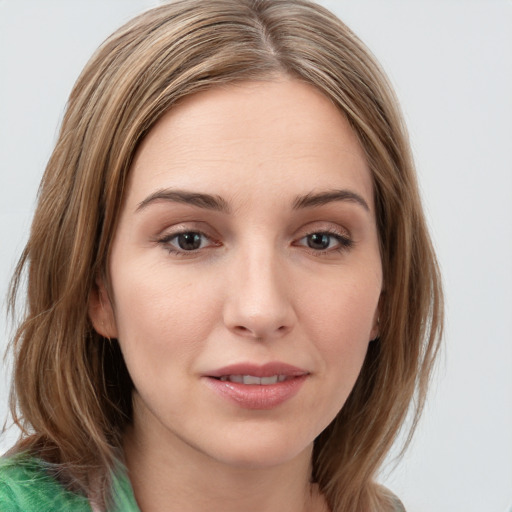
top-left (201, 429), bottom-right (314, 471)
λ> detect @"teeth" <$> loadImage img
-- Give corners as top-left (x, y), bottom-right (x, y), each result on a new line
top-left (219, 375), bottom-right (286, 385)
top-left (243, 375), bottom-right (261, 385)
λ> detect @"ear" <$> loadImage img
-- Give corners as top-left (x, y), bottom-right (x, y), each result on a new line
top-left (369, 317), bottom-right (379, 342)
top-left (88, 276), bottom-right (118, 339)
top-left (369, 298), bottom-right (381, 342)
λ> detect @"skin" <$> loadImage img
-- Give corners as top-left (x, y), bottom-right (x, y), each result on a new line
top-left (89, 77), bottom-right (382, 512)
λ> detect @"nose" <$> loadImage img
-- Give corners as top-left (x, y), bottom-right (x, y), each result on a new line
top-left (222, 246), bottom-right (296, 341)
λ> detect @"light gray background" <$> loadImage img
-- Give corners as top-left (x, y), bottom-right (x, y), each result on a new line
top-left (1, 1), bottom-right (511, 511)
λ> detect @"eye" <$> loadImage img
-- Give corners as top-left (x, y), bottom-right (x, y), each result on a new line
top-left (295, 231), bottom-right (353, 253)
top-left (174, 232), bottom-right (205, 251)
top-left (158, 230), bottom-right (217, 254)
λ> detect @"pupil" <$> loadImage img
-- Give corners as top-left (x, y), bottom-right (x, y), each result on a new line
top-left (308, 233), bottom-right (330, 250)
top-left (178, 232), bottom-right (201, 250)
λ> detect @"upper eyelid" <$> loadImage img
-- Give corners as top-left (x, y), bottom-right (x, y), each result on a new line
top-left (300, 226), bottom-right (348, 235)
top-left (295, 222), bottom-right (351, 238)
top-left (159, 229), bottom-right (216, 245)
top-left (153, 217), bottom-right (353, 239)
top-left (160, 227), bottom-right (210, 238)
top-left (156, 223), bottom-right (351, 239)
top-left (157, 221), bottom-right (217, 238)
top-left (298, 230), bottom-right (351, 241)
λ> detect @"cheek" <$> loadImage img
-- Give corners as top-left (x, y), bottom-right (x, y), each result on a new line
top-left (299, 270), bottom-right (380, 390)
top-left (307, 282), bottom-right (379, 417)
top-left (110, 264), bottom-right (222, 369)
top-left (302, 273), bottom-right (380, 343)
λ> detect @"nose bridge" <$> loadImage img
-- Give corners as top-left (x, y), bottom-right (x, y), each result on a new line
top-left (223, 238), bottom-right (294, 339)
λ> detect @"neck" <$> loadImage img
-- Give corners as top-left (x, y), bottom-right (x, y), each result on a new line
top-left (122, 413), bottom-right (327, 512)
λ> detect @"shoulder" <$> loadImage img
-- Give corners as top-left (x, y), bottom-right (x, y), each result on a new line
top-left (0, 454), bottom-right (91, 511)
top-left (385, 488), bottom-right (406, 512)
top-left (373, 483), bottom-right (407, 512)
top-left (391, 495), bottom-right (406, 512)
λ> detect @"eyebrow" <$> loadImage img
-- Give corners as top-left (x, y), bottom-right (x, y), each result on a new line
top-left (292, 189), bottom-right (370, 211)
top-left (136, 187), bottom-right (369, 214)
top-left (136, 189), bottom-right (231, 213)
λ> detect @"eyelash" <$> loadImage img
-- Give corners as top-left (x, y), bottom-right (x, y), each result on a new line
top-left (156, 229), bottom-right (353, 257)
top-left (157, 230), bottom-right (219, 256)
top-left (295, 230), bottom-right (353, 256)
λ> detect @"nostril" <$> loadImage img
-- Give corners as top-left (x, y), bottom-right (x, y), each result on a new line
top-left (231, 323), bottom-right (290, 340)
top-left (234, 325), bottom-right (257, 337)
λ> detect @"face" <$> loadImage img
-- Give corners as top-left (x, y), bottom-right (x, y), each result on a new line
top-left (90, 78), bottom-right (382, 470)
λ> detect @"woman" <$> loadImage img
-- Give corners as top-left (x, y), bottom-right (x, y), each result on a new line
top-left (0, 0), bottom-right (443, 511)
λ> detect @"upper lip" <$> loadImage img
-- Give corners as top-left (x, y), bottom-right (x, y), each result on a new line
top-left (206, 362), bottom-right (309, 378)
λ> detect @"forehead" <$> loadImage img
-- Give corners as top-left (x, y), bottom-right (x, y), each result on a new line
top-left (126, 78), bottom-right (373, 209)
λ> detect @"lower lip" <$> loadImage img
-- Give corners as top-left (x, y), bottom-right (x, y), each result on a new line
top-left (204, 376), bottom-right (308, 410)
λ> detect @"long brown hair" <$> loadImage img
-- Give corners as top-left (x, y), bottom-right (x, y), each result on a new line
top-left (6, 1), bottom-right (443, 510)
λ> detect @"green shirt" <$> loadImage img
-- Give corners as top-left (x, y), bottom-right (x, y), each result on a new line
top-left (0, 455), bottom-right (140, 511)
top-left (0, 454), bottom-right (406, 511)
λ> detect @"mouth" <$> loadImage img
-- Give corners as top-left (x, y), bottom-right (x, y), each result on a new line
top-left (203, 362), bottom-right (309, 409)
top-left (215, 374), bottom-right (291, 385)
top-left (206, 362), bottom-right (309, 382)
